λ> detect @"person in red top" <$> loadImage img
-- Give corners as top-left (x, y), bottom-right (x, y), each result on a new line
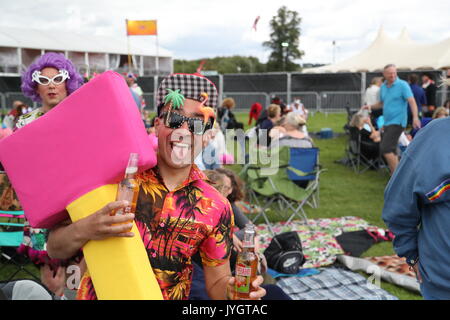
top-left (47, 73), bottom-right (266, 300)
top-left (248, 102), bottom-right (263, 125)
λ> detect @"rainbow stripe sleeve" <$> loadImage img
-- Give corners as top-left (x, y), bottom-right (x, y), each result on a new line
top-left (426, 179), bottom-right (450, 201)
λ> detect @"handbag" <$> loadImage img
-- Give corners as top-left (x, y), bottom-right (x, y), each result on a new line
top-left (263, 231), bottom-right (305, 274)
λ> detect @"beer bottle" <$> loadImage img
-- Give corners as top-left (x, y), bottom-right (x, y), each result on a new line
top-left (114, 153), bottom-right (139, 220)
top-left (234, 223), bottom-right (258, 300)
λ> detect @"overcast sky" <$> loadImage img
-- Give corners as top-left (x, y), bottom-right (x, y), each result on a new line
top-left (1, 0), bottom-right (449, 65)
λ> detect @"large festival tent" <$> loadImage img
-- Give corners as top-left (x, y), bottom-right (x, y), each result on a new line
top-left (304, 27), bottom-right (450, 73)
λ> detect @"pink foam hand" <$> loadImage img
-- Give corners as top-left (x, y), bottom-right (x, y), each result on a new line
top-left (0, 71), bottom-right (157, 228)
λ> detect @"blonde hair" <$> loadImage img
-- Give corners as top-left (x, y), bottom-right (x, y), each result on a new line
top-left (349, 113), bottom-right (365, 128)
top-left (285, 112), bottom-right (306, 129)
top-left (267, 104), bottom-right (281, 118)
top-left (433, 106), bottom-right (449, 119)
top-left (221, 98), bottom-right (235, 109)
top-left (371, 77), bottom-right (383, 86)
top-left (204, 170), bottom-right (227, 193)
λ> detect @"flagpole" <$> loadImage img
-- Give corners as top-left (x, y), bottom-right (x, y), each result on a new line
top-left (155, 34), bottom-right (159, 76)
top-left (127, 36), bottom-right (132, 73)
top-left (126, 19), bottom-right (132, 73)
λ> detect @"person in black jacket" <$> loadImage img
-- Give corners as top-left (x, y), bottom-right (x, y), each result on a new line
top-left (421, 73), bottom-right (437, 118)
top-left (217, 97), bottom-right (243, 132)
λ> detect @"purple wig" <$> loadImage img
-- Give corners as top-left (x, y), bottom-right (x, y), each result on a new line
top-left (21, 52), bottom-right (84, 102)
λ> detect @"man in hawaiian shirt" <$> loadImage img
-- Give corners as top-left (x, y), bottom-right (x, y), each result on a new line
top-left (47, 73), bottom-right (266, 300)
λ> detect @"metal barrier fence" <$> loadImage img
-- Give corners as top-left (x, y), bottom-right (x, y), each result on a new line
top-left (1, 89), bottom-right (448, 114)
top-left (320, 92), bottom-right (362, 112)
top-left (0, 92), bottom-right (5, 114)
top-left (270, 92), bottom-right (320, 111)
top-left (142, 93), bottom-right (155, 112)
top-left (3, 92), bottom-right (37, 111)
top-left (222, 92), bottom-right (270, 111)
top-left (437, 90), bottom-right (450, 107)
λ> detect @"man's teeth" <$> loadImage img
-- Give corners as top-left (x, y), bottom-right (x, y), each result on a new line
top-left (173, 142), bottom-right (189, 148)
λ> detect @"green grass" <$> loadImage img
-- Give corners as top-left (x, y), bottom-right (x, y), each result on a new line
top-left (232, 111), bottom-right (422, 300)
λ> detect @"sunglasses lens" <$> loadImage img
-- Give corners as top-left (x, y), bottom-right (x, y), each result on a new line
top-left (168, 112), bottom-right (184, 129)
top-left (190, 119), bottom-right (205, 135)
top-left (38, 77), bottom-right (49, 85)
top-left (53, 75), bottom-right (64, 84)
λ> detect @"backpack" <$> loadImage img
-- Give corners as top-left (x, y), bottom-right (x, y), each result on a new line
top-left (263, 231), bottom-right (305, 274)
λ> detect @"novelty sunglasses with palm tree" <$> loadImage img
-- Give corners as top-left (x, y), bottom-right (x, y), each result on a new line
top-left (160, 88), bottom-right (215, 135)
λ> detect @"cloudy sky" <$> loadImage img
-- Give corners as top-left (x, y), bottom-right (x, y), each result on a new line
top-left (1, 0), bottom-right (449, 65)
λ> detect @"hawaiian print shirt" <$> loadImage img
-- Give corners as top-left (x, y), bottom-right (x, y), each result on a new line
top-left (77, 165), bottom-right (234, 300)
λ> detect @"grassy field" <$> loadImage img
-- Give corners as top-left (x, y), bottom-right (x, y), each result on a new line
top-left (0, 111), bottom-right (421, 299)
top-left (233, 111), bottom-right (422, 300)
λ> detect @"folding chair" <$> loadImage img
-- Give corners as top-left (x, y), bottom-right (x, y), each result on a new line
top-left (287, 147), bottom-right (325, 209)
top-left (241, 146), bottom-right (322, 235)
top-left (0, 212), bottom-right (39, 283)
top-left (346, 127), bottom-right (384, 174)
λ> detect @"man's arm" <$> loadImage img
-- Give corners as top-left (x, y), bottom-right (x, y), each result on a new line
top-left (362, 101), bottom-right (383, 111)
top-left (382, 152), bottom-right (422, 266)
top-left (203, 262), bottom-right (233, 299)
top-left (47, 201), bottom-right (135, 260)
top-left (407, 97), bottom-right (421, 129)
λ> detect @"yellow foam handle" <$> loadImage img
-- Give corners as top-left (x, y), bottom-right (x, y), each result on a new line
top-left (66, 184), bottom-right (163, 300)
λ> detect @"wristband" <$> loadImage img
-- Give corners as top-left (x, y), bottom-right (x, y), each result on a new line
top-left (407, 257), bottom-right (419, 267)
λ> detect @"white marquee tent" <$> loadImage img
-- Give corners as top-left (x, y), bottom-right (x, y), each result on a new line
top-left (304, 27), bottom-right (450, 73)
top-left (0, 26), bottom-right (173, 76)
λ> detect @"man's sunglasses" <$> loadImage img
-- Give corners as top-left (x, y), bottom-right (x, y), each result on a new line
top-left (32, 69), bottom-right (70, 86)
top-left (161, 111), bottom-right (214, 135)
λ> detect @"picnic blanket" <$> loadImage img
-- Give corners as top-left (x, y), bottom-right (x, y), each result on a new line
top-left (337, 255), bottom-right (420, 293)
top-left (276, 267), bottom-right (398, 300)
top-left (366, 255), bottom-right (415, 277)
top-left (256, 216), bottom-right (373, 268)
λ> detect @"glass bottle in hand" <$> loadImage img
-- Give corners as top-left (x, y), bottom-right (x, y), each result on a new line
top-left (114, 153), bottom-right (139, 221)
top-left (234, 223), bottom-right (258, 300)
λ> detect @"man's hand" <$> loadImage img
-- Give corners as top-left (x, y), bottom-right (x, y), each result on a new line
top-left (412, 263), bottom-right (422, 283)
top-left (361, 104), bottom-right (370, 111)
top-left (227, 275), bottom-right (266, 300)
top-left (75, 200), bottom-right (135, 241)
top-left (412, 117), bottom-right (421, 130)
top-left (41, 265), bottom-right (66, 297)
top-left (232, 235), bottom-right (243, 253)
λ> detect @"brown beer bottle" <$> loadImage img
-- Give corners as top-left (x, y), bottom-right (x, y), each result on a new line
top-left (113, 153), bottom-right (139, 223)
top-left (234, 223), bottom-right (258, 300)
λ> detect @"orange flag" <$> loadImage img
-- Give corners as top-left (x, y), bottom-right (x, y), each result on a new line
top-left (126, 20), bottom-right (157, 36)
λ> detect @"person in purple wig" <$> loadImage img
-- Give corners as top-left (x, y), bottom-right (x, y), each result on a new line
top-left (14, 52), bottom-right (84, 298)
top-left (19, 52), bottom-right (83, 121)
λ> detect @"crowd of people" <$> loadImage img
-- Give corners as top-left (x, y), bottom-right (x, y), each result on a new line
top-left (349, 65), bottom-right (449, 174)
top-left (1, 52), bottom-right (450, 301)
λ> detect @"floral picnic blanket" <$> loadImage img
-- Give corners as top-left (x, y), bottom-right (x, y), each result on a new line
top-left (256, 216), bottom-right (373, 268)
top-left (366, 255), bottom-right (415, 278)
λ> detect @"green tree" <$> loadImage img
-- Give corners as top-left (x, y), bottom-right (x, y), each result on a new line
top-left (174, 56), bottom-right (266, 74)
top-left (263, 6), bottom-right (304, 72)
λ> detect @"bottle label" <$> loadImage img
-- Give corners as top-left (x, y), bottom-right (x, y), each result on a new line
top-left (126, 167), bottom-right (138, 174)
top-left (243, 240), bottom-right (253, 247)
top-left (235, 264), bottom-right (251, 293)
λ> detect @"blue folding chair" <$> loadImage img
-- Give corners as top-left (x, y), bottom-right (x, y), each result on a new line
top-left (287, 147), bottom-right (325, 209)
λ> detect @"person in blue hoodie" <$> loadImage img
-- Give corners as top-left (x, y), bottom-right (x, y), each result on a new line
top-left (383, 117), bottom-right (450, 299)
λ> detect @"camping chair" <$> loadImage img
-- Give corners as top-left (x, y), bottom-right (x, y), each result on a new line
top-left (346, 127), bottom-right (384, 174)
top-left (241, 146), bottom-right (322, 235)
top-left (287, 147), bottom-right (325, 209)
top-left (0, 210), bottom-right (39, 283)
